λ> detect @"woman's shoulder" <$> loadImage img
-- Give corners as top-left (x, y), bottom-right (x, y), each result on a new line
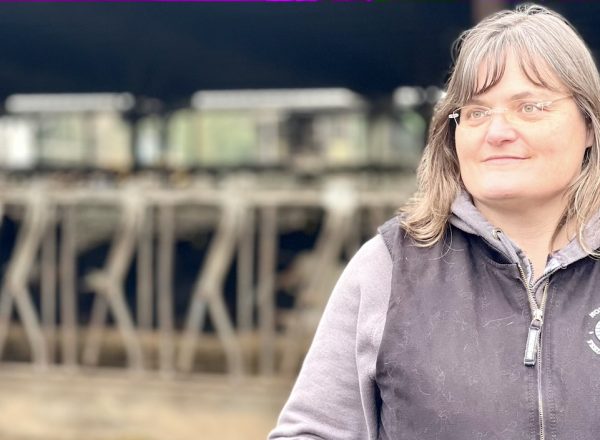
top-left (348, 231), bottom-right (393, 279)
top-left (337, 232), bottom-right (393, 318)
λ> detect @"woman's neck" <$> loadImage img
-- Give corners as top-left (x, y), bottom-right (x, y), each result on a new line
top-left (475, 197), bottom-right (572, 278)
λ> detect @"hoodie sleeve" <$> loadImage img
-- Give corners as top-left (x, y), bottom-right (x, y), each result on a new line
top-left (268, 234), bottom-right (393, 440)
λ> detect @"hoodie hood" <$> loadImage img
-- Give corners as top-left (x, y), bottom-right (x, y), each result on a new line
top-left (449, 190), bottom-right (600, 282)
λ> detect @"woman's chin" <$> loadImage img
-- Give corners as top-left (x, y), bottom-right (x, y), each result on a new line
top-left (471, 187), bottom-right (523, 202)
top-left (469, 188), bottom-right (536, 210)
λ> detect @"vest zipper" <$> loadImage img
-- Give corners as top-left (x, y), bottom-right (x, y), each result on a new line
top-left (517, 264), bottom-right (550, 440)
top-left (537, 328), bottom-right (545, 440)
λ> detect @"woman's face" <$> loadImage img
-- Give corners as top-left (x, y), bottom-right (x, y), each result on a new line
top-left (454, 53), bottom-right (591, 212)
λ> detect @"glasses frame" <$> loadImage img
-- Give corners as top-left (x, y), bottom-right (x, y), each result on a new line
top-left (448, 95), bottom-right (573, 127)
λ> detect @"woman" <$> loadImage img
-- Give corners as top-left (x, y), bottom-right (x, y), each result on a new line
top-left (270, 4), bottom-right (600, 439)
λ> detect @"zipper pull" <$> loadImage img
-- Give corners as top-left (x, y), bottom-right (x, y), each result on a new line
top-left (524, 311), bottom-right (543, 366)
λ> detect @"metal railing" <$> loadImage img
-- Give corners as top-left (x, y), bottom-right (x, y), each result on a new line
top-left (0, 174), bottom-right (414, 377)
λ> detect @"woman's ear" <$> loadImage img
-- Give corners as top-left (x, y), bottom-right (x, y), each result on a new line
top-left (586, 118), bottom-right (594, 148)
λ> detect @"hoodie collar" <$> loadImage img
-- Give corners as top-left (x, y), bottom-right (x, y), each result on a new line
top-left (449, 190), bottom-right (600, 280)
top-left (449, 191), bottom-right (531, 274)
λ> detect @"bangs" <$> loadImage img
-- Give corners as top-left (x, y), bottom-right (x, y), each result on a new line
top-left (453, 30), bottom-right (564, 104)
top-left (517, 53), bottom-right (563, 92)
top-left (471, 52), bottom-right (506, 96)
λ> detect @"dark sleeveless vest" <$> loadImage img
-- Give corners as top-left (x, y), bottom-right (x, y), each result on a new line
top-left (376, 217), bottom-right (600, 440)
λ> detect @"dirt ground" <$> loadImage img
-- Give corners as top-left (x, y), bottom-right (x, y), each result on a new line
top-left (0, 364), bottom-right (292, 440)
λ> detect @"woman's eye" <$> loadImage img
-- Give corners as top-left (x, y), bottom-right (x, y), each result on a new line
top-left (468, 109), bottom-right (486, 119)
top-left (521, 103), bottom-right (540, 113)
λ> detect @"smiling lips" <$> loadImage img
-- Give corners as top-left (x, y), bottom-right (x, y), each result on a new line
top-left (483, 155), bottom-right (527, 164)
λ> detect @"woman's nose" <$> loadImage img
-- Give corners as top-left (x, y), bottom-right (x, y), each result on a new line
top-left (484, 112), bottom-right (518, 145)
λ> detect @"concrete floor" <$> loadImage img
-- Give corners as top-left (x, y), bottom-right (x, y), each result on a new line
top-left (0, 365), bottom-right (291, 440)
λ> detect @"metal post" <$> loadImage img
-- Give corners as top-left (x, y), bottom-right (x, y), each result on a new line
top-left (257, 206), bottom-right (277, 376)
top-left (41, 206), bottom-right (57, 363)
top-left (157, 203), bottom-right (175, 375)
top-left (59, 205), bottom-right (78, 368)
top-left (177, 202), bottom-right (244, 377)
top-left (137, 204), bottom-right (154, 331)
top-left (237, 204), bottom-right (255, 334)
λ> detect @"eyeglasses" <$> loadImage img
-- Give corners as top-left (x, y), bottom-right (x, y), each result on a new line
top-left (448, 95), bottom-right (572, 128)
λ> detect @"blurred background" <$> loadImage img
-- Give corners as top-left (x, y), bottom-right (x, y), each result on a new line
top-left (0, 1), bottom-right (597, 439)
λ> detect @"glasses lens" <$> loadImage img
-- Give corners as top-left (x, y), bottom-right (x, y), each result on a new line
top-left (460, 105), bottom-right (491, 126)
